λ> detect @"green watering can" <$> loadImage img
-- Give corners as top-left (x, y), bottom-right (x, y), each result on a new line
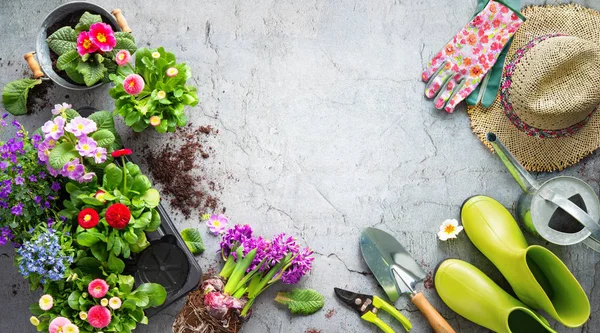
top-left (486, 132), bottom-right (600, 252)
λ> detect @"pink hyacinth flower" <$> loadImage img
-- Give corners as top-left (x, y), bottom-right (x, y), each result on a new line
top-left (88, 279), bottom-right (109, 298)
top-left (115, 50), bottom-right (131, 66)
top-left (76, 31), bottom-right (98, 56)
top-left (87, 305), bottom-right (111, 329)
top-left (123, 74), bottom-right (145, 95)
top-left (49, 317), bottom-right (71, 333)
top-left (89, 23), bottom-right (116, 52)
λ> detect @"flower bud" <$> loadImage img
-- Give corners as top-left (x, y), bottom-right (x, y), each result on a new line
top-left (79, 311), bottom-right (88, 320)
top-left (101, 298), bottom-right (109, 307)
top-left (29, 316), bottom-right (40, 326)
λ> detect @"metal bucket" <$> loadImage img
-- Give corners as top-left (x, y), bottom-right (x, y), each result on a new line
top-left (34, 2), bottom-right (121, 91)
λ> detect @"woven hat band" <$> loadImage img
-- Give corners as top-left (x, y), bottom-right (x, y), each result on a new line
top-left (500, 34), bottom-right (600, 138)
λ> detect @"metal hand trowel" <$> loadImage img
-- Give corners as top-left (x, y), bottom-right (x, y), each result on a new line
top-left (360, 228), bottom-right (456, 333)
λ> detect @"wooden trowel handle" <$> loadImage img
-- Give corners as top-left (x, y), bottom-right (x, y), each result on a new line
top-left (112, 9), bottom-right (132, 33)
top-left (411, 292), bottom-right (456, 333)
top-left (24, 53), bottom-right (44, 79)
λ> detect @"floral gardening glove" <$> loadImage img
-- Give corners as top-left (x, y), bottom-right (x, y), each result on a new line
top-left (421, 0), bottom-right (524, 113)
top-left (466, 0), bottom-right (521, 108)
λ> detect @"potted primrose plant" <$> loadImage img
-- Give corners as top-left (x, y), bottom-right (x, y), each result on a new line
top-left (109, 47), bottom-right (199, 133)
top-left (59, 149), bottom-right (162, 274)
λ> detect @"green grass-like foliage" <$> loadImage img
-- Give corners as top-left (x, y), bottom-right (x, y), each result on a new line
top-left (274, 288), bottom-right (325, 315)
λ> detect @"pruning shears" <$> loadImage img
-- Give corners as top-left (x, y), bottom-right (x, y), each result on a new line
top-left (334, 288), bottom-right (412, 332)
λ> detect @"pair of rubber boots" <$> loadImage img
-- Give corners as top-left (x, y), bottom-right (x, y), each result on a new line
top-left (435, 196), bottom-right (590, 333)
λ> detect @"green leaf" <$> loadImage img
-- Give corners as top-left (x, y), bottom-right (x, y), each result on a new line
top-left (114, 37), bottom-right (137, 54)
top-left (76, 232), bottom-right (100, 247)
top-left (141, 189), bottom-right (160, 208)
top-left (134, 283), bottom-right (167, 307)
top-left (124, 110), bottom-right (141, 126)
top-left (180, 228), bottom-right (205, 255)
top-left (29, 303), bottom-right (44, 316)
top-left (48, 142), bottom-right (78, 170)
top-left (76, 61), bottom-right (107, 86)
top-left (274, 289), bottom-right (325, 315)
top-left (104, 163), bottom-right (123, 190)
top-left (68, 291), bottom-right (82, 310)
top-left (88, 110), bottom-right (116, 132)
top-left (75, 11), bottom-right (102, 33)
top-left (1, 78), bottom-right (42, 115)
top-left (146, 209), bottom-right (161, 231)
top-left (108, 253), bottom-right (125, 273)
top-left (91, 242), bottom-right (108, 262)
top-left (119, 275), bottom-right (135, 294)
top-left (76, 256), bottom-right (102, 268)
top-left (56, 49), bottom-right (79, 70)
top-left (131, 175), bottom-right (152, 194)
top-left (65, 67), bottom-right (86, 84)
top-left (91, 129), bottom-right (115, 148)
top-left (78, 194), bottom-right (104, 206)
top-left (64, 108), bottom-right (81, 121)
top-left (46, 26), bottom-right (77, 55)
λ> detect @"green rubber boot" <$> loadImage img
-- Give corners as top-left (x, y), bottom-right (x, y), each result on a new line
top-left (435, 259), bottom-right (555, 333)
top-left (461, 196), bottom-right (590, 327)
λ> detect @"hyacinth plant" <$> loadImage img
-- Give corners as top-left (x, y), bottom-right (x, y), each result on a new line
top-left (29, 272), bottom-right (166, 333)
top-left (46, 11), bottom-right (137, 86)
top-left (38, 106), bottom-right (121, 183)
top-left (204, 224), bottom-right (314, 321)
top-left (0, 116), bottom-right (63, 244)
top-left (109, 47), bottom-right (199, 133)
top-left (59, 149), bottom-right (161, 273)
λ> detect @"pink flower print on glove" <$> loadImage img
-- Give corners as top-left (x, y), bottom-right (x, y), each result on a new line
top-left (422, 0), bottom-right (524, 113)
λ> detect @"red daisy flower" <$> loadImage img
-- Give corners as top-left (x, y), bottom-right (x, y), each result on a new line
top-left (111, 148), bottom-right (133, 158)
top-left (78, 208), bottom-right (99, 229)
top-left (105, 203), bottom-right (131, 229)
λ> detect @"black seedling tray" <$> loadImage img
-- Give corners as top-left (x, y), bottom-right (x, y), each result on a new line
top-left (121, 157), bottom-right (203, 317)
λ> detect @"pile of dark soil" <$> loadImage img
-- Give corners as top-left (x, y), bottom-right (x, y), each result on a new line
top-left (143, 123), bottom-right (223, 218)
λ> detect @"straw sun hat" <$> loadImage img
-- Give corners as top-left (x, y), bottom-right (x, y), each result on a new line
top-left (467, 4), bottom-right (600, 172)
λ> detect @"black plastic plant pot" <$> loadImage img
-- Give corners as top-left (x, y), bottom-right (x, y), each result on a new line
top-left (121, 157), bottom-right (203, 317)
top-left (35, 2), bottom-right (121, 91)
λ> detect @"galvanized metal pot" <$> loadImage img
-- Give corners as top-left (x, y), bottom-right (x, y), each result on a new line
top-left (33, 2), bottom-right (121, 91)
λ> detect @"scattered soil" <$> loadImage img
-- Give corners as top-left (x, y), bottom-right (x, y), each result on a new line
top-left (324, 308), bottom-right (336, 319)
top-left (305, 329), bottom-right (322, 333)
top-left (423, 271), bottom-right (434, 290)
top-left (143, 123), bottom-right (223, 218)
top-left (46, 10), bottom-right (116, 85)
top-left (25, 81), bottom-right (53, 114)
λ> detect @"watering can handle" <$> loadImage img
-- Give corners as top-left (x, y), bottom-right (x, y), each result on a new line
top-left (538, 187), bottom-right (600, 237)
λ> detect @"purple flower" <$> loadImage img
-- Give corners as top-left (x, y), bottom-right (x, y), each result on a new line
top-left (47, 165), bottom-right (60, 177)
top-left (265, 233), bottom-right (299, 267)
top-left (11, 203), bottom-right (23, 216)
top-left (77, 172), bottom-right (95, 183)
top-left (38, 171), bottom-right (46, 178)
top-left (93, 147), bottom-right (107, 164)
top-left (220, 224), bottom-right (254, 257)
top-left (61, 159), bottom-right (85, 180)
top-left (75, 136), bottom-right (98, 157)
top-left (51, 103), bottom-right (71, 115)
top-left (34, 196), bottom-right (42, 205)
top-left (47, 218), bottom-right (54, 228)
top-left (11, 120), bottom-right (20, 128)
top-left (28, 174), bottom-right (37, 182)
top-left (0, 161), bottom-right (8, 170)
top-left (43, 201), bottom-right (50, 209)
top-left (0, 226), bottom-right (13, 246)
top-left (206, 214), bottom-right (228, 235)
top-left (41, 116), bottom-right (65, 140)
top-left (281, 247), bottom-right (314, 284)
top-left (65, 117), bottom-right (97, 137)
top-left (31, 134), bottom-right (42, 144)
top-left (14, 176), bottom-right (24, 185)
top-left (51, 182), bottom-right (61, 192)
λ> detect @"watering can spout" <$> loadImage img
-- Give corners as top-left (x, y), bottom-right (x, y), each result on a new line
top-left (486, 132), bottom-right (540, 192)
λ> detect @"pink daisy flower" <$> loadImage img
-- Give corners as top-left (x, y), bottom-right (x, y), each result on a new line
top-left (166, 67), bottom-right (179, 77)
top-left (89, 23), bottom-right (116, 52)
top-left (123, 74), bottom-right (145, 95)
top-left (87, 305), bottom-right (111, 329)
top-left (88, 279), bottom-right (109, 298)
top-left (49, 317), bottom-right (71, 333)
top-left (76, 31), bottom-right (98, 56)
top-left (115, 50), bottom-right (131, 66)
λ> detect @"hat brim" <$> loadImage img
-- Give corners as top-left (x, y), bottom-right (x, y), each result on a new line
top-left (468, 4), bottom-right (600, 172)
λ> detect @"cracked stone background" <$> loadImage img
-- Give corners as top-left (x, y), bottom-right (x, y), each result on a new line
top-left (1, 0), bottom-right (600, 332)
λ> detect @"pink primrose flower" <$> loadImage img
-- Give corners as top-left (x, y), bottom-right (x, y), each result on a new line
top-left (89, 23), bottom-right (116, 52)
top-left (76, 31), bottom-right (98, 56)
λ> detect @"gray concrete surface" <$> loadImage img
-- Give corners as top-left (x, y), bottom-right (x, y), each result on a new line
top-left (2, 0), bottom-right (600, 332)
